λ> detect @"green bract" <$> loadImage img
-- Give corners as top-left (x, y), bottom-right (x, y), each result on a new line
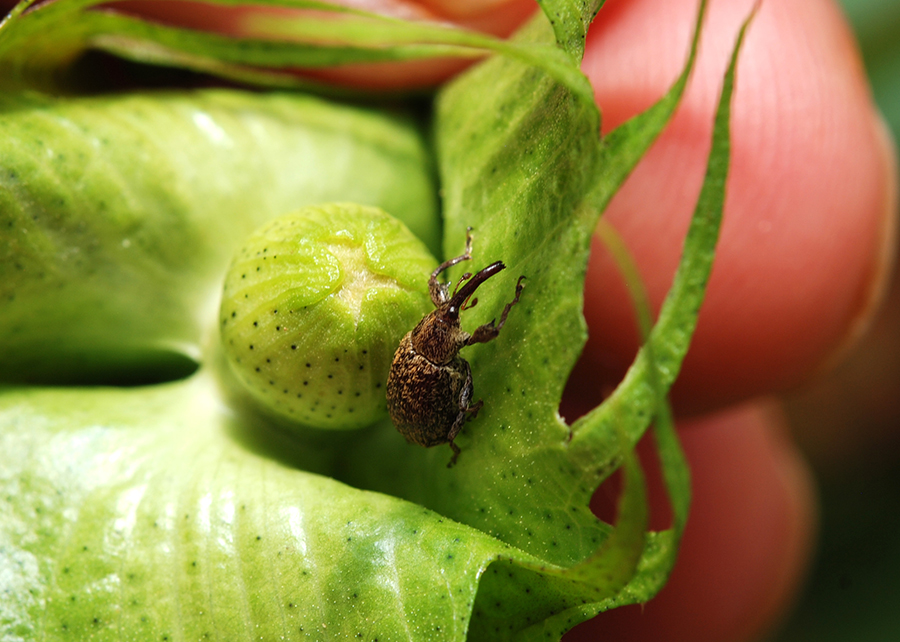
top-left (0, 90), bottom-right (438, 385)
top-left (0, 0), bottom-right (753, 639)
top-left (220, 204), bottom-right (434, 430)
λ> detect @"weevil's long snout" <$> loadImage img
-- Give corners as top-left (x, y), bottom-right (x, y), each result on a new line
top-left (447, 261), bottom-right (505, 317)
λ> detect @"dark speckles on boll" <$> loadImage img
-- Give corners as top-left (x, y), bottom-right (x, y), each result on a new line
top-left (218, 203), bottom-right (437, 433)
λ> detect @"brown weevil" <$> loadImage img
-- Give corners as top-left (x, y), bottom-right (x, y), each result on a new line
top-left (386, 228), bottom-right (525, 467)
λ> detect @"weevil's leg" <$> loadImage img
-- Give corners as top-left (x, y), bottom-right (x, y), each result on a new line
top-left (467, 275), bottom-right (526, 345)
top-left (429, 227), bottom-right (474, 306)
top-left (446, 361), bottom-right (477, 468)
top-left (447, 401), bottom-right (481, 468)
top-left (447, 399), bottom-right (482, 466)
top-left (466, 399), bottom-right (483, 421)
top-left (449, 361), bottom-right (474, 441)
top-left (496, 275), bottom-right (526, 329)
top-left (452, 272), bottom-right (473, 297)
top-left (447, 441), bottom-right (462, 468)
top-left (447, 414), bottom-right (466, 447)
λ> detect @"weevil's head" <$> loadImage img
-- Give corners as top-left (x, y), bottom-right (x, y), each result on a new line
top-left (410, 261), bottom-right (505, 364)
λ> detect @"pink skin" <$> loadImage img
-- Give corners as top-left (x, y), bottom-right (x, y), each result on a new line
top-left (575, 402), bottom-right (817, 642)
top-left (566, 1), bottom-right (893, 638)
top-left (574, 0), bottom-right (897, 416)
top-left (4, 0), bottom-right (893, 640)
top-left (96, 0), bottom-right (536, 89)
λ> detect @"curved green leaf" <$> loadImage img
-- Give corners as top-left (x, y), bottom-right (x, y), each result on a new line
top-left (536, 0), bottom-right (604, 59)
top-left (0, 88), bottom-right (438, 384)
top-left (569, 1), bottom-right (754, 467)
top-left (0, 370), bottom-right (656, 641)
top-left (337, 0), bottom-right (750, 624)
top-left (0, 374), bottom-right (521, 640)
top-left (0, 0), bottom-right (594, 107)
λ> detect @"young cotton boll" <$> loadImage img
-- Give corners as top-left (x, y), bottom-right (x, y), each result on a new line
top-left (219, 203), bottom-right (435, 431)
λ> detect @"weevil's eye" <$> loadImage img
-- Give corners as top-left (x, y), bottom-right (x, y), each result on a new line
top-left (219, 203), bottom-right (435, 431)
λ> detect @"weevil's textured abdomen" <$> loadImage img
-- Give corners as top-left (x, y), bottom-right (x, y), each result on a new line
top-left (387, 332), bottom-right (471, 447)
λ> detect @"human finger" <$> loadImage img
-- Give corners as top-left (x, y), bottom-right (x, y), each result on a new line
top-left (572, 0), bottom-right (897, 416)
top-left (99, 0), bottom-right (536, 88)
top-left (566, 401), bottom-right (817, 642)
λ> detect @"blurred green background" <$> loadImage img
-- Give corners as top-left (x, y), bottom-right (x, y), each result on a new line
top-left (778, 1), bottom-right (900, 640)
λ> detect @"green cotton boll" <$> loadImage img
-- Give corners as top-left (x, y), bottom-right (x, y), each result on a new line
top-left (220, 203), bottom-right (435, 430)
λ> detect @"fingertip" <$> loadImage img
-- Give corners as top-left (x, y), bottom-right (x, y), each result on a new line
top-left (415, 0), bottom-right (537, 35)
top-left (578, 0), bottom-right (898, 414)
top-left (567, 400), bottom-right (818, 642)
top-left (821, 113), bottom-right (899, 372)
